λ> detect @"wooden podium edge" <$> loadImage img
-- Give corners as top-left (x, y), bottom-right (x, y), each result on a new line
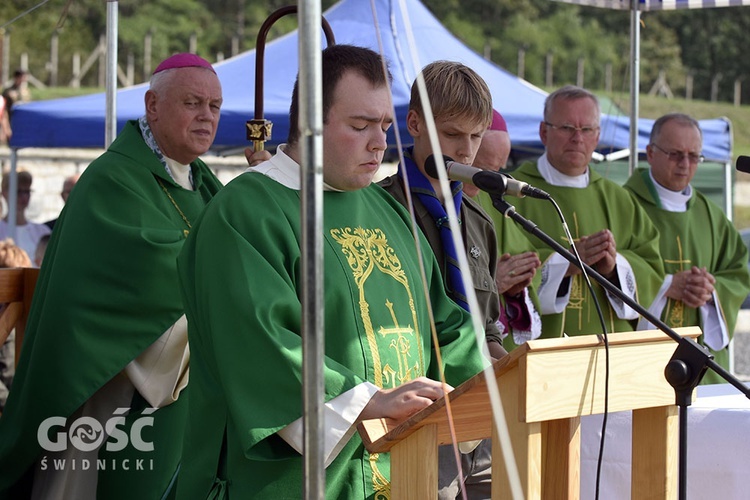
top-left (358, 351), bottom-right (515, 453)
top-left (358, 327), bottom-right (702, 453)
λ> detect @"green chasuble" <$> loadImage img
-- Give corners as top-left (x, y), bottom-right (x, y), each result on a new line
top-left (176, 172), bottom-right (486, 500)
top-left (475, 190), bottom-right (543, 351)
top-left (509, 161), bottom-right (664, 339)
top-left (624, 168), bottom-right (750, 384)
top-left (0, 120), bottom-right (222, 498)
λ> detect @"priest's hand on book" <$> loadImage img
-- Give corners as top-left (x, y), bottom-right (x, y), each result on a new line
top-left (357, 376), bottom-right (453, 424)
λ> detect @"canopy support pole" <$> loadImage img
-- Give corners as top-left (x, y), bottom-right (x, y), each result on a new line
top-left (105, 0), bottom-right (118, 147)
top-left (628, 2), bottom-right (640, 175)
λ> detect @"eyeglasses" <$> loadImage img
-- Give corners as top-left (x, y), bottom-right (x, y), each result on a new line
top-left (544, 122), bottom-right (599, 139)
top-left (651, 143), bottom-right (704, 164)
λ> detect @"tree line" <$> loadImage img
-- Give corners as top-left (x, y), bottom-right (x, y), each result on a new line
top-left (2, 0), bottom-right (750, 104)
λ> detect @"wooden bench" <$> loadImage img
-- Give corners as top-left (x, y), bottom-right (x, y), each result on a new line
top-left (0, 267), bottom-right (40, 367)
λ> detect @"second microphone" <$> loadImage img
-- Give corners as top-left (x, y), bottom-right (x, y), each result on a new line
top-left (423, 154), bottom-right (550, 200)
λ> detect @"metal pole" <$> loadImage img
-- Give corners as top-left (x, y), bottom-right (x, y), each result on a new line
top-left (629, 3), bottom-right (640, 175)
top-left (299, 0), bottom-right (325, 498)
top-left (105, 1), bottom-right (118, 147)
top-left (2, 30), bottom-right (9, 85)
top-left (7, 148), bottom-right (17, 242)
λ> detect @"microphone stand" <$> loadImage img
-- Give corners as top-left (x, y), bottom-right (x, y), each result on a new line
top-left (490, 194), bottom-right (750, 500)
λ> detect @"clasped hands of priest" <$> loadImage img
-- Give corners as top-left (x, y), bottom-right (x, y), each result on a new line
top-left (666, 266), bottom-right (716, 308)
top-left (496, 251), bottom-right (541, 297)
top-left (566, 228), bottom-right (618, 281)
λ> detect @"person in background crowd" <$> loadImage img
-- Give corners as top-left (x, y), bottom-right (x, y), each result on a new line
top-left (33, 233), bottom-right (50, 268)
top-left (0, 239), bottom-right (32, 413)
top-left (0, 95), bottom-right (10, 145)
top-left (45, 174), bottom-right (80, 230)
top-left (0, 170), bottom-right (51, 263)
top-left (2, 70), bottom-right (31, 118)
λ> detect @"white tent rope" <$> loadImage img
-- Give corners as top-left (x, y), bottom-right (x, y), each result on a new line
top-left (367, 5), bottom-right (471, 498)
top-left (385, 0), bottom-right (525, 497)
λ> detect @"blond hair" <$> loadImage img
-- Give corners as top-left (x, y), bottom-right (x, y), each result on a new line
top-left (409, 61), bottom-right (492, 129)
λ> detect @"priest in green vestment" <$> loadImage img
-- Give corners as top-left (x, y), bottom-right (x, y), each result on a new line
top-left (176, 45), bottom-right (486, 500)
top-left (624, 113), bottom-right (750, 384)
top-left (508, 86), bottom-right (664, 340)
top-left (0, 54), bottom-right (230, 499)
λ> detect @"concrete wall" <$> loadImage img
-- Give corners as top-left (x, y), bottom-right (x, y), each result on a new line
top-left (0, 146), bottom-right (249, 223)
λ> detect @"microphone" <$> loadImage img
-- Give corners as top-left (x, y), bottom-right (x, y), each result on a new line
top-left (423, 154), bottom-right (550, 200)
top-left (737, 155), bottom-right (750, 174)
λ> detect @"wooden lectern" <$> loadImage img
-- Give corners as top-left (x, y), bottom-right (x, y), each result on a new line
top-left (358, 327), bottom-right (701, 499)
top-left (0, 267), bottom-right (39, 367)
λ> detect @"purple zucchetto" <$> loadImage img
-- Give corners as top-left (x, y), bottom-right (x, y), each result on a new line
top-left (490, 109), bottom-right (507, 132)
top-left (152, 53), bottom-right (216, 75)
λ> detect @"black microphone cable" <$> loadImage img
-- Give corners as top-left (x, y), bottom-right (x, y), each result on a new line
top-left (545, 195), bottom-right (611, 500)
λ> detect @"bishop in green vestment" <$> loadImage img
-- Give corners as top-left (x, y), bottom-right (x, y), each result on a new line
top-left (624, 114), bottom-right (750, 384)
top-left (476, 190), bottom-right (544, 349)
top-left (469, 110), bottom-right (543, 352)
top-left (0, 55), bottom-right (224, 499)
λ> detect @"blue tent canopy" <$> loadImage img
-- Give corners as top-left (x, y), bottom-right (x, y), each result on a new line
top-left (7, 0), bottom-right (732, 162)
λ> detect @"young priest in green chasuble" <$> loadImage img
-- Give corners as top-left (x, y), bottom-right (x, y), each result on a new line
top-left (176, 45), bottom-right (485, 499)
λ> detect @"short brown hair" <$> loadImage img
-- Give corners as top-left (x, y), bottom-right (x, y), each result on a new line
top-left (287, 44), bottom-right (392, 145)
top-left (1, 169), bottom-right (32, 193)
top-left (650, 113), bottom-right (702, 144)
top-left (409, 61), bottom-right (492, 129)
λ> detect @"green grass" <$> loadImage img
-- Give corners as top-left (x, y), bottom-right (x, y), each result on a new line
top-left (31, 87), bottom-right (105, 101)
top-left (607, 92), bottom-right (750, 158)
